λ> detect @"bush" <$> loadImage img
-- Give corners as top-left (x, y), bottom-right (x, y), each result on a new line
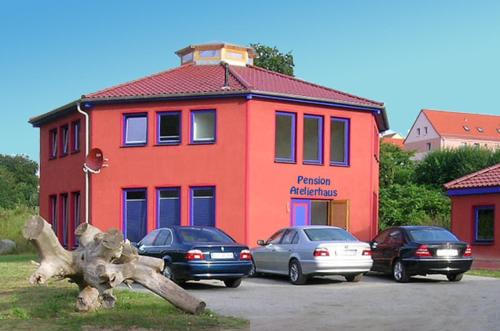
top-left (0, 207), bottom-right (37, 254)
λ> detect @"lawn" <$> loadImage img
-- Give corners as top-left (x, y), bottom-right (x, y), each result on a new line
top-left (0, 254), bottom-right (248, 331)
top-left (468, 269), bottom-right (500, 279)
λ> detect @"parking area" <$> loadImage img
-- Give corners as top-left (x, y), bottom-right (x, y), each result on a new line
top-left (181, 273), bottom-right (500, 331)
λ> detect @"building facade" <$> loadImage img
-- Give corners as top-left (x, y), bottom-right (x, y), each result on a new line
top-left (445, 164), bottom-right (500, 269)
top-left (404, 109), bottom-right (500, 160)
top-left (30, 43), bottom-right (388, 248)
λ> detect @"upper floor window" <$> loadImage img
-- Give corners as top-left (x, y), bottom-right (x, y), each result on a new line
top-left (417, 128), bottom-right (421, 135)
top-left (60, 125), bottom-right (69, 156)
top-left (424, 126), bottom-right (428, 134)
top-left (474, 206), bottom-right (494, 243)
top-left (71, 120), bottom-right (81, 153)
top-left (330, 117), bottom-right (350, 166)
top-left (157, 112), bottom-right (181, 144)
top-left (303, 115), bottom-right (323, 164)
top-left (426, 142), bottom-right (432, 151)
top-left (275, 112), bottom-right (296, 163)
top-left (191, 110), bottom-right (216, 144)
top-left (124, 113), bottom-right (147, 146)
top-left (49, 129), bottom-right (58, 159)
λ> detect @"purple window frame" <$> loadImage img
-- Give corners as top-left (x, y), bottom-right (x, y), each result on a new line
top-left (330, 117), bottom-right (350, 167)
top-left (50, 195), bottom-right (57, 234)
top-left (190, 109), bottom-right (216, 144)
top-left (60, 193), bottom-right (69, 247)
top-left (303, 114), bottom-right (324, 165)
top-left (156, 187), bottom-right (181, 228)
top-left (123, 113), bottom-right (148, 146)
top-left (49, 128), bottom-right (58, 159)
top-left (157, 111), bottom-right (181, 145)
top-left (122, 188), bottom-right (148, 240)
top-left (275, 111), bottom-right (297, 163)
top-left (189, 186), bottom-right (216, 226)
top-left (71, 120), bottom-right (81, 153)
top-left (60, 125), bottom-right (69, 157)
top-left (72, 191), bottom-right (81, 248)
top-left (474, 206), bottom-right (495, 243)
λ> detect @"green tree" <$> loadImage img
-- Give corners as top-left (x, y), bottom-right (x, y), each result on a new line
top-left (0, 154), bottom-right (39, 208)
top-left (379, 143), bottom-right (415, 188)
top-left (415, 147), bottom-right (500, 187)
top-left (251, 43), bottom-right (295, 76)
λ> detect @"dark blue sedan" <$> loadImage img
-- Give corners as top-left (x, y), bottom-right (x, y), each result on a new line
top-left (135, 226), bottom-right (253, 287)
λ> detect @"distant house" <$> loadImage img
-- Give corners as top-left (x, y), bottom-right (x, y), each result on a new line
top-left (404, 109), bottom-right (500, 160)
top-left (445, 164), bottom-right (500, 269)
top-left (381, 132), bottom-right (404, 149)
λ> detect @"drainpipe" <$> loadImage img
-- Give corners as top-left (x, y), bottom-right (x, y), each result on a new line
top-left (76, 102), bottom-right (90, 224)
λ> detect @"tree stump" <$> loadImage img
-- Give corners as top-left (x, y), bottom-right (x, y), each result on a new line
top-left (23, 216), bottom-right (206, 314)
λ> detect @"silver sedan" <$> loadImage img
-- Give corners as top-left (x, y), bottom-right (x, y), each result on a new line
top-left (250, 226), bottom-right (373, 285)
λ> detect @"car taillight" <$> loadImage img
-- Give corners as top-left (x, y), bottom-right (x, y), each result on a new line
top-left (415, 245), bottom-right (432, 257)
top-left (186, 249), bottom-right (205, 260)
top-left (464, 245), bottom-right (472, 257)
top-left (240, 249), bottom-right (252, 260)
top-left (313, 248), bottom-right (330, 257)
top-left (362, 249), bottom-right (372, 256)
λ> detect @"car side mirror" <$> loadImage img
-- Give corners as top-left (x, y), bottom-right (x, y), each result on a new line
top-left (257, 239), bottom-right (266, 246)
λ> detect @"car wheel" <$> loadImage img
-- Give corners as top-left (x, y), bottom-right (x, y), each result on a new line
top-left (447, 273), bottom-right (464, 282)
top-left (224, 278), bottom-right (242, 288)
top-left (289, 259), bottom-right (307, 285)
top-left (162, 264), bottom-right (174, 280)
top-left (393, 260), bottom-right (409, 283)
top-left (345, 273), bottom-right (363, 282)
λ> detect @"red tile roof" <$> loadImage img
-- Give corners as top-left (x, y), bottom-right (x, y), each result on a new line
top-left (84, 63), bottom-right (384, 108)
top-left (444, 163), bottom-right (500, 189)
top-left (381, 137), bottom-right (405, 148)
top-left (423, 109), bottom-right (500, 141)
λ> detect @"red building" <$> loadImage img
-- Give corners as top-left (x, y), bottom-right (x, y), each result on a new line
top-left (29, 43), bottom-right (388, 248)
top-left (445, 164), bottom-right (500, 269)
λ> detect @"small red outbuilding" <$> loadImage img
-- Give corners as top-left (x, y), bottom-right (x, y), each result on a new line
top-left (445, 164), bottom-right (500, 269)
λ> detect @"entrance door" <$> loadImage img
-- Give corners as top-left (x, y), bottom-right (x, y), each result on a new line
top-left (329, 200), bottom-right (349, 230)
top-left (291, 199), bottom-right (310, 226)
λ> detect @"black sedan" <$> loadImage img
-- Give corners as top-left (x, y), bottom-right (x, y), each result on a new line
top-left (135, 226), bottom-right (253, 287)
top-left (370, 226), bottom-right (473, 282)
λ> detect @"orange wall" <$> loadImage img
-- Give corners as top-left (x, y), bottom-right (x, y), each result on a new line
top-left (245, 99), bottom-right (379, 244)
top-left (450, 194), bottom-right (500, 259)
top-left (89, 98), bottom-right (247, 242)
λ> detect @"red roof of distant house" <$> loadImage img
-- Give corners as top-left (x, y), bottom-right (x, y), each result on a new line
top-left (423, 109), bottom-right (500, 141)
top-left (382, 137), bottom-right (404, 148)
top-left (85, 63), bottom-right (384, 108)
top-left (444, 163), bottom-right (500, 189)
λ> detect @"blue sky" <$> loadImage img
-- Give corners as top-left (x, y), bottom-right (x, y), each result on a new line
top-left (1, 0), bottom-right (499, 161)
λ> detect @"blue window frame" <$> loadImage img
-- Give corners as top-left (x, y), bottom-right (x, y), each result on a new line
top-left (191, 110), bottom-right (216, 144)
top-left (49, 128), bottom-right (58, 159)
top-left (123, 189), bottom-right (148, 243)
top-left (474, 206), bottom-right (494, 243)
top-left (60, 193), bottom-right (68, 247)
top-left (72, 120), bottom-right (81, 153)
top-left (157, 187), bottom-right (181, 227)
top-left (157, 112), bottom-right (181, 144)
top-left (330, 117), bottom-right (350, 166)
top-left (190, 187), bottom-right (215, 226)
top-left (303, 115), bottom-right (323, 164)
top-left (124, 113), bottom-right (148, 146)
top-left (50, 195), bottom-right (57, 234)
top-left (60, 125), bottom-right (69, 156)
top-left (275, 112), bottom-right (296, 163)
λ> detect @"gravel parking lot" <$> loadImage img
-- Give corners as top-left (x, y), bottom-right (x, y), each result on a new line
top-left (180, 273), bottom-right (500, 331)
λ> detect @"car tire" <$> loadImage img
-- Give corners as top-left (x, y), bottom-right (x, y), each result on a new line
top-left (224, 278), bottom-right (243, 288)
top-left (393, 260), bottom-right (410, 283)
top-left (163, 263), bottom-right (185, 286)
top-left (447, 273), bottom-right (464, 282)
top-left (345, 273), bottom-right (363, 282)
top-left (289, 259), bottom-right (308, 285)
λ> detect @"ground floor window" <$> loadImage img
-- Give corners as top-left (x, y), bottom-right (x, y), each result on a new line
top-left (191, 187), bottom-right (215, 226)
top-left (157, 187), bottom-right (180, 227)
top-left (72, 192), bottom-right (81, 248)
top-left (60, 193), bottom-right (68, 247)
top-left (291, 199), bottom-right (349, 229)
top-left (474, 206), bottom-right (494, 243)
top-left (50, 195), bottom-right (57, 234)
top-left (124, 189), bottom-right (147, 243)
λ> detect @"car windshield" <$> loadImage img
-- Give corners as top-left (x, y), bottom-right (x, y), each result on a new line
top-left (408, 228), bottom-right (458, 242)
top-left (177, 228), bottom-right (235, 244)
top-left (304, 228), bottom-right (358, 241)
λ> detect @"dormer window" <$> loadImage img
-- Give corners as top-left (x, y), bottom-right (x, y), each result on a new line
top-left (175, 43), bottom-right (256, 66)
top-left (200, 50), bottom-right (220, 58)
top-left (477, 127), bottom-right (484, 133)
top-left (463, 125), bottom-right (470, 131)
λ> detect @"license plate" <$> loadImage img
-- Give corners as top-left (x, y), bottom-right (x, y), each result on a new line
top-left (436, 249), bottom-right (458, 257)
top-left (343, 249), bottom-right (357, 256)
top-left (211, 252), bottom-right (234, 259)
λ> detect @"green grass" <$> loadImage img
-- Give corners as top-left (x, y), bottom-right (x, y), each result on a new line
top-left (0, 255), bottom-right (248, 331)
top-left (0, 207), bottom-right (36, 254)
top-left (468, 269), bottom-right (500, 279)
